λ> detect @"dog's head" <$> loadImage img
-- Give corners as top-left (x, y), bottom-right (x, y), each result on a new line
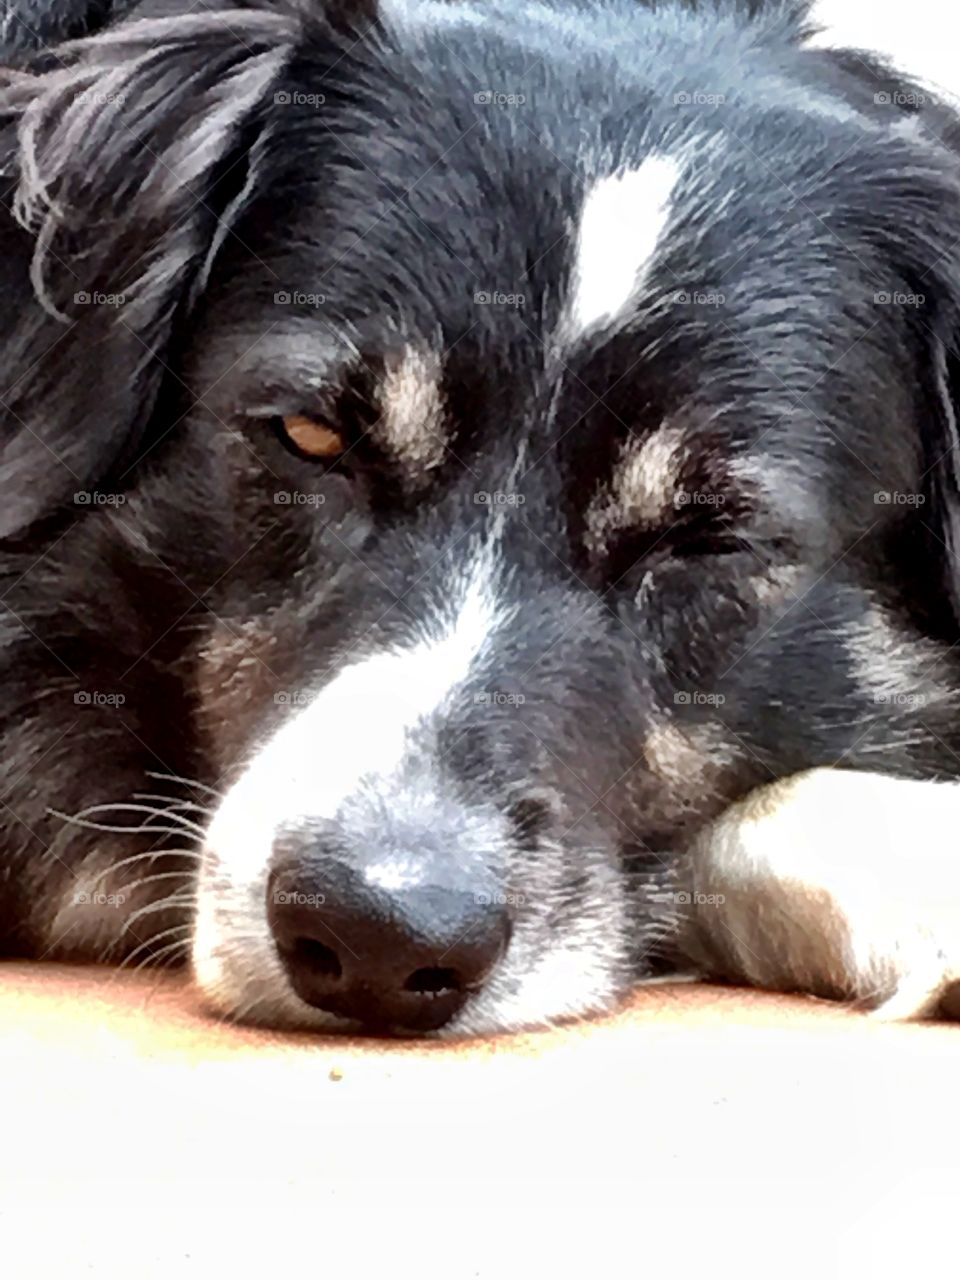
top-left (5, 0), bottom-right (960, 1034)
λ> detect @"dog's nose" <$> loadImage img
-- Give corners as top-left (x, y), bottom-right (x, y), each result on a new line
top-left (266, 854), bottom-right (510, 1033)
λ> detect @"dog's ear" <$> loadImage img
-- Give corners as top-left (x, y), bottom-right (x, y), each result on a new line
top-left (0, 11), bottom-right (297, 538)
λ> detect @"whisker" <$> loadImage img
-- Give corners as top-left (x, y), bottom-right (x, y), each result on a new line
top-left (145, 771), bottom-right (225, 802)
top-left (114, 868), bottom-right (196, 904)
top-left (60, 801), bottom-right (206, 836)
top-left (121, 924), bottom-right (195, 971)
top-left (122, 894), bottom-right (196, 933)
top-left (134, 938), bottom-right (193, 972)
top-left (49, 812), bottom-right (202, 840)
top-left (133, 792), bottom-right (214, 821)
top-left (84, 848), bottom-right (203, 893)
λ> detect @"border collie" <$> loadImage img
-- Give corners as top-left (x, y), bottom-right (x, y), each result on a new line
top-left (2, 0), bottom-right (960, 1036)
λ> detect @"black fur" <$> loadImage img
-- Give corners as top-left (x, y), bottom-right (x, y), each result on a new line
top-left (1, 0), bottom-right (960, 1032)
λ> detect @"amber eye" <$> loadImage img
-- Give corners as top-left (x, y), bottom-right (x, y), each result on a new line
top-left (277, 414), bottom-right (346, 460)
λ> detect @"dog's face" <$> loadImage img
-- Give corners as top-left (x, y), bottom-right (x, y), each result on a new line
top-left (5, 0), bottom-right (960, 1034)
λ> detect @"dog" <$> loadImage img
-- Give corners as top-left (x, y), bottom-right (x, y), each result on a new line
top-left (1, 0), bottom-right (960, 1036)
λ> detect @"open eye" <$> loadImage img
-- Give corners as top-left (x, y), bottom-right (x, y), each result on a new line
top-left (275, 414), bottom-right (347, 461)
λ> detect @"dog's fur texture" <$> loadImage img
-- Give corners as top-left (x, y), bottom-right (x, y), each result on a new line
top-left (2, 0), bottom-right (960, 1034)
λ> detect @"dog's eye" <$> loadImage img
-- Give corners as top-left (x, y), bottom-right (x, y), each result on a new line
top-left (672, 530), bottom-right (747, 558)
top-left (275, 414), bottom-right (347, 461)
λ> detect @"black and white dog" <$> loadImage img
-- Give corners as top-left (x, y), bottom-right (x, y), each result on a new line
top-left (1, 0), bottom-right (960, 1035)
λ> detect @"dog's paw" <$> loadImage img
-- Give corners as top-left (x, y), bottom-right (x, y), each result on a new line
top-left (686, 768), bottom-right (960, 1020)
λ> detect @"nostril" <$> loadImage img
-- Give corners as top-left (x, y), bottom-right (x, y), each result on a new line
top-left (403, 966), bottom-right (461, 996)
top-left (267, 850), bottom-right (512, 1030)
top-left (290, 938), bottom-right (342, 980)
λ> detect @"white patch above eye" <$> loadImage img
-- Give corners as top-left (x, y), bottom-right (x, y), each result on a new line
top-left (375, 348), bottom-right (447, 480)
top-left (843, 604), bottom-right (956, 716)
top-left (585, 423), bottom-right (688, 553)
top-left (568, 155), bottom-right (680, 337)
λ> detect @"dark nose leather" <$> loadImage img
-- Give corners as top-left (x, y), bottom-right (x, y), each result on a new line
top-left (267, 854), bottom-right (510, 1033)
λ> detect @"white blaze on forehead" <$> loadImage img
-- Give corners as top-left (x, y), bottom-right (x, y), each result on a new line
top-left (569, 155), bottom-right (680, 336)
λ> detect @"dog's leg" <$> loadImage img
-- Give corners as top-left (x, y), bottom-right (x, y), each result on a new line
top-left (682, 768), bottom-right (960, 1019)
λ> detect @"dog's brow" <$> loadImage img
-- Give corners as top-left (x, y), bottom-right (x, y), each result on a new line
top-left (370, 347), bottom-right (448, 481)
top-left (219, 332), bottom-right (357, 409)
top-left (585, 424), bottom-right (688, 552)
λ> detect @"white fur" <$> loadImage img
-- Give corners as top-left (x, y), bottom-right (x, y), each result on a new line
top-left (192, 550), bottom-right (510, 1023)
top-left (808, 1), bottom-right (960, 107)
top-left (568, 157), bottom-right (679, 337)
top-left (689, 768), bottom-right (960, 1017)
